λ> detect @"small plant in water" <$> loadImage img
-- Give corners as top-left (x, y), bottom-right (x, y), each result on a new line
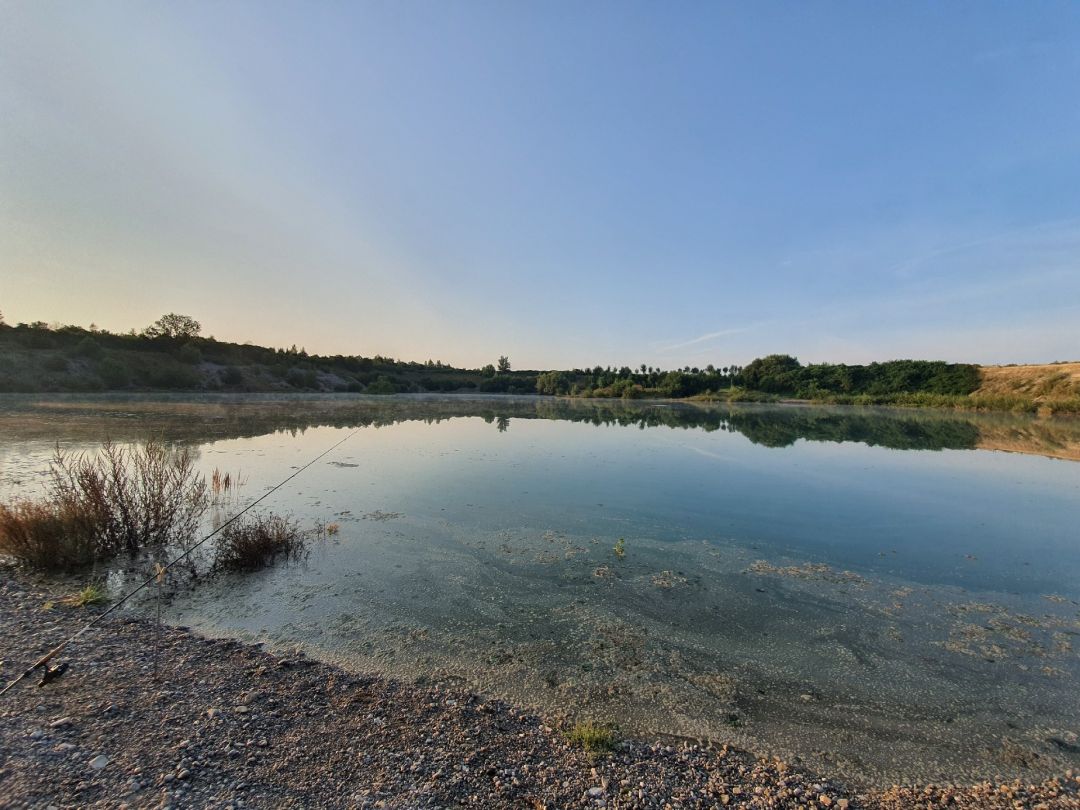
top-left (566, 720), bottom-right (617, 756)
top-left (212, 513), bottom-right (308, 572)
top-left (613, 538), bottom-right (625, 559)
top-left (60, 583), bottom-right (109, 608)
top-left (210, 468), bottom-right (246, 502)
top-left (325, 522), bottom-right (340, 536)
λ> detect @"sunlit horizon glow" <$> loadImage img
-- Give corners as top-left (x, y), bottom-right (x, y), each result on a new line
top-left (3, 2), bottom-right (1079, 370)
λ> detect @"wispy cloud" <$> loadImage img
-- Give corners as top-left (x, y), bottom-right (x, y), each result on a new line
top-left (886, 216), bottom-right (1080, 279)
top-left (656, 325), bottom-right (758, 354)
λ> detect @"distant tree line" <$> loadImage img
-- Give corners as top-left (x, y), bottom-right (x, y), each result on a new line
top-left (0, 316), bottom-right (536, 394)
top-left (534, 355), bottom-right (978, 400)
top-left (0, 316), bottom-right (978, 402)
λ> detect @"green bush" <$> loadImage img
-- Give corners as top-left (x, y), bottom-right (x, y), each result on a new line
top-left (176, 343), bottom-right (203, 365)
top-left (43, 355), bottom-right (69, 372)
top-left (221, 366), bottom-right (244, 386)
top-left (285, 367), bottom-right (319, 389)
top-left (146, 360), bottom-right (200, 389)
top-left (366, 375), bottom-right (401, 394)
top-left (96, 357), bottom-right (131, 388)
top-left (70, 336), bottom-right (103, 359)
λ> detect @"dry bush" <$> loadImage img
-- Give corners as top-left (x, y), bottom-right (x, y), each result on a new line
top-left (0, 440), bottom-right (209, 570)
top-left (48, 440), bottom-right (208, 557)
top-left (212, 514), bottom-right (307, 572)
top-left (0, 500), bottom-right (98, 570)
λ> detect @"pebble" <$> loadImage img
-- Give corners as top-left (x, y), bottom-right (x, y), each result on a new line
top-left (1, 576), bottom-right (1076, 810)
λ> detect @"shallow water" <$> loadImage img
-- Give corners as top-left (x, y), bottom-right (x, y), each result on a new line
top-left (2, 394), bottom-right (1079, 786)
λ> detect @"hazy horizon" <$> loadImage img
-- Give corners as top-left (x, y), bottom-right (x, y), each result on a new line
top-left (3, 2), bottom-right (1079, 369)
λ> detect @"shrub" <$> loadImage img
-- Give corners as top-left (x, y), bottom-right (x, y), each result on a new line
top-left (70, 337), bottom-right (103, 359)
top-left (221, 366), bottom-right (244, 386)
top-left (0, 500), bottom-right (99, 570)
top-left (285, 367), bottom-right (319, 389)
top-left (366, 375), bottom-right (401, 394)
top-left (43, 355), bottom-right (69, 372)
top-left (48, 440), bottom-right (208, 557)
top-left (176, 343), bottom-right (203, 365)
top-left (145, 360), bottom-right (200, 389)
top-left (212, 514), bottom-right (307, 572)
top-left (0, 441), bottom-right (209, 570)
top-left (96, 357), bottom-right (131, 388)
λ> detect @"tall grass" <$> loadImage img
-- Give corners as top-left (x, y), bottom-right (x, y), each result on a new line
top-left (0, 440), bottom-right (209, 571)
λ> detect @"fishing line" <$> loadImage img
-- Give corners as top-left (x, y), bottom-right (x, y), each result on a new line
top-left (0, 427), bottom-right (362, 698)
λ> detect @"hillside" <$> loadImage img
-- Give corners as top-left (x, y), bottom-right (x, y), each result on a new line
top-left (0, 322), bottom-right (538, 395)
top-left (2, 321), bottom-right (1078, 414)
top-left (976, 363), bottom-right (1080, 403)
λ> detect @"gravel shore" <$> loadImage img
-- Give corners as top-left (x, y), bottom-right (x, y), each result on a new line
top-left (1, 574), bottom-right (1077, 809)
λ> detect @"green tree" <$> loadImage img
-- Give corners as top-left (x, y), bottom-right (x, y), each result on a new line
top-left (145, 313), bottom-right (201, 340)
top-left (497, 355), bottom-right (511, 373)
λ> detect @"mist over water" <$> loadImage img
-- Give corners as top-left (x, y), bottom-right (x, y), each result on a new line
top-left (2, 394), bottom-right (1079, 785)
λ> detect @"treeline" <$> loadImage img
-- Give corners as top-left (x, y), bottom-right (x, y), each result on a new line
top-left (0, 317), bottom-right (537, 395)
top-left (738, 354), bottom-right (980, 397)
top-left (535, 354), bottom-right (980, 400)
top-left (0, 316), bottom-right (980, 405)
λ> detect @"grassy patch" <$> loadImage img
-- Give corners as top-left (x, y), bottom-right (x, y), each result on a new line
top-left (60, 583), bottom-right (109, 608)
top-left (212, 514), bottom-right (308, 572)
top-left (565, 720), bottom-right (617, 755)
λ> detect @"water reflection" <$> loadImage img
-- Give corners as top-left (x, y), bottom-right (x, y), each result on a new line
top-left (1, 393), bottom-right (1078, 459)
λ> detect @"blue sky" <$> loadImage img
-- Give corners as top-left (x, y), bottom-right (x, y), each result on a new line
top-left (2, 2), bottom-right (1078, 369)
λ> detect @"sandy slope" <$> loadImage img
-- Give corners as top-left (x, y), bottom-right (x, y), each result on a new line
top-left (978, 363), bottom-right (1080, 401)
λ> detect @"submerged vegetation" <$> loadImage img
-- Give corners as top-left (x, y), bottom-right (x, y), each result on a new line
top-left (1, 315), bottom-right (1077, 412)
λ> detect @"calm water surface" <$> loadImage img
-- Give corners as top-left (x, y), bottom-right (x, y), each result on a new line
top-left (2, 394), bottom-right (1079, 786)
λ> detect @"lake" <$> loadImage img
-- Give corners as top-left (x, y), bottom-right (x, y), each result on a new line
top-left (1, 394), bottom-right (1078, 787)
